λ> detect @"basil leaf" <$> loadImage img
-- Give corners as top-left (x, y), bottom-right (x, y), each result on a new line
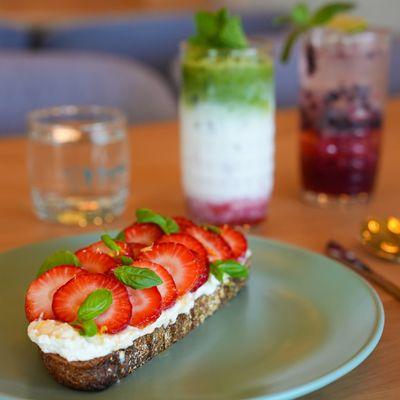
top-left (210, 259), bottom-right (249, 281)
top-left (120, 256), bottom-right (133, 265)
top-left (114, 265), bottom-right (163, 289)
top-left (37, 250), bottom-right (80, 277)
top-left (114, 230), bottom-right (126, 241)
top-left (291, 2), bottom-right (311, 26)
top-left (165, 217), bottom-right (180, 234)
top-left (202, 224), bottom-right (221, 234)
top-left (310, 2), bottom-right (354, 26)
top-left (77, 289), bottom-right (113, 321)
top-left (219, 260), bottom-right (249, 279)
top-left (79, 319), bottom-right (98, 337)
top-left (210, 262), bottom-right (224, 282)
top-left (101, 234), bottom-right (121, 253)
top-left (136, 208), bottom-right (179, 235)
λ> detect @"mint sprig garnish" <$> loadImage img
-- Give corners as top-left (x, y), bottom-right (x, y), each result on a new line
top-left (37, 250), bottom-right (80, 277)
top-left (210, 260), bottom-right (249, 282)
top-left (278, 2), bottom-right (355, 63)
top-left (73, 289), bottom-right (113, 337)
top-left (101, 234), bottom-right (121, 253)
top-left (189, 8), bottom-right (248, 49)
top-left (136, 208), bottom-right (179, 235)
top-left (113, 265), bottom-right (163, 290)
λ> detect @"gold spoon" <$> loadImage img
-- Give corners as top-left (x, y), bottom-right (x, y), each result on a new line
top-left (360, 217), bottom-right (400, 262)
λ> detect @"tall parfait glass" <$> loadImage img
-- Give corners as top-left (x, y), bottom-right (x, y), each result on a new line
top-left (299, 28), bottom-right (390, 205)
top-left (179, 43), bottom-right (275, 225)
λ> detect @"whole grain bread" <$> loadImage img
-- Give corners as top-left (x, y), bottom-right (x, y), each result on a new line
top-left (39, 276), bottom-right (248, 391)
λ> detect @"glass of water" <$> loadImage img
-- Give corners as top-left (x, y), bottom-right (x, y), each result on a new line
top-left (28, 105), bottom-right (130, 226)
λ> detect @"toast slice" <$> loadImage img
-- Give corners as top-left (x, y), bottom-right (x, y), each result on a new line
top-left (39, 276), bottom-right (248, 391)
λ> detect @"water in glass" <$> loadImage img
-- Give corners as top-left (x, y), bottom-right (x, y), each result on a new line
top-left (28, 106), bottom-right (129, 226)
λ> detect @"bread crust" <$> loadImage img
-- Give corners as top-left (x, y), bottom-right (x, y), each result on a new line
top-left (40, 277), bottom-right (248, 391)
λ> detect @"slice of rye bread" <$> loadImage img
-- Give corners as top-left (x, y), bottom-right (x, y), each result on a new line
top-left (39, 276), bottom-right (248, 391)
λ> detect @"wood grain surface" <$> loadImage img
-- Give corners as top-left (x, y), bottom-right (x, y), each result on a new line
top-left (0, 0), bottom-right (216, 23)
top-left (1, 98), bottom-right (399, 399)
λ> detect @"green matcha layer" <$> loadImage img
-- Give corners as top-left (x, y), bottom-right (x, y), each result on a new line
top-left (181, 46), bottom-right (274, 109)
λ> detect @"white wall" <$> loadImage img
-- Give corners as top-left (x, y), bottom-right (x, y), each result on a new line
top-left (226, 0), bottom-right (400, 32)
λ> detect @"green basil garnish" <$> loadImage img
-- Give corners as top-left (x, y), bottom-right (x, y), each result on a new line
top-left (210, 259), bottom-right (249, 282)
top-left (136, 208), bottom-right (179, 235)
top-left (101, 234), bottom-right (121, 253)
top-left (113, 265), bottom-right (163, 290)
top-left (73, 289), bottom-right (113, 337)
top-left (37, 250), bottom-right (80, 277)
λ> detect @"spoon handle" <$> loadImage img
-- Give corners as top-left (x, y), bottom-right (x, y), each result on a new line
top-left (326, 240), bottom-right (400, 302)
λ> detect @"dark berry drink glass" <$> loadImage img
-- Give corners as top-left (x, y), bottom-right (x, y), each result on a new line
top-left (180, 43), bottom-right (275, 224)
top-left (299, 28), bottom-right (389, 205)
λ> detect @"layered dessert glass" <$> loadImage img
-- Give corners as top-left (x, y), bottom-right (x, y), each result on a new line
top-left (179, 43), bottom-right (275, 225)
top-left (299, 27), bottom-right (389, 205)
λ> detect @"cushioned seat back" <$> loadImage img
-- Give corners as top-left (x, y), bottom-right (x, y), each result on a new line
top-left (0, 51), bottom-right (175, 136)
top-left (0, 22), bottom-right (29, 48)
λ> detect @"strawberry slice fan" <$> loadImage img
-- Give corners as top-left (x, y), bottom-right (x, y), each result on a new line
top-left (52, 273), bottom-right (132, 334)
top-left (23, 208), bottom-right (251, 392)
top-left (25, 213), bottom-right (249, 332)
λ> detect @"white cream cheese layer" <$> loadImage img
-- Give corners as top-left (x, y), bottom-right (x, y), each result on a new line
top-left (28, 275), bottom-right (221, 362)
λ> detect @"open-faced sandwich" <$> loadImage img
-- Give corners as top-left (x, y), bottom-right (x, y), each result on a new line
top-left (25, 209), bottom-right (251, 391)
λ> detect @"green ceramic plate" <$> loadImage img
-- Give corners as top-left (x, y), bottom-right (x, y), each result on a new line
top-left (0, 234), bottom-right (383, 400)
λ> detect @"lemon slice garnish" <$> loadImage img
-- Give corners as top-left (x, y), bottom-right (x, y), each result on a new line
top-left (327, 14), bottom-right (368, 33)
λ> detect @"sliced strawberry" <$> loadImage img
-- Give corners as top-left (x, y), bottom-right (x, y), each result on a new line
top-left (124, 223), bottom-right (163, 246)
top-left (25, 265), bottom-right (83, 322)
top-left (52, 273), bottom-right (131, 334)
top-left (140, 243), bottom-right (202, 296)
top-left (75, 249), bottom-right (117, 274)
top-left (220, 225), bottom-right (248, 259)
top-left (157, 233), bottom-right (209, 291)
top-left (127, 286), bottom-right (161, 328)
top-left (128, 243), bottom-right (148, 259)
top-left (184, 225), bottom-right (234, 262)
top-left (127, 260), bottom-right (177, 310)
top-left (173, 216), bottom-right (196, 231)
top-left (83, 240), bottom-right (132, 257)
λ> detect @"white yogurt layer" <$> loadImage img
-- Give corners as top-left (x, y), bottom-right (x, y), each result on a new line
top-left (28, 275), bottom-right (221, 362)
top-left (180, 102), bottom-right (275, 203)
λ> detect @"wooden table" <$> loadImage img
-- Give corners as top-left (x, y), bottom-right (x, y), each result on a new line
top-left (1, 98), bottom-right (399, 399)
top-left (0, 0), bottom-right (215, 24)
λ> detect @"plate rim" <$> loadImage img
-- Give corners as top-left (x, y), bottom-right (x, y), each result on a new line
top-left (0, 233), bottom-right (385, 400)
top-left (247, 236), bottom-right (385, 400)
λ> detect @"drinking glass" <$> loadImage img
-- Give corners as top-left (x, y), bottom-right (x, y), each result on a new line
top-left (28, 106), bottom-right (130, 226)
top-left (299, 28), bottom-right (390, 205)
top-left (179, 42), bottom-right (275, 225)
